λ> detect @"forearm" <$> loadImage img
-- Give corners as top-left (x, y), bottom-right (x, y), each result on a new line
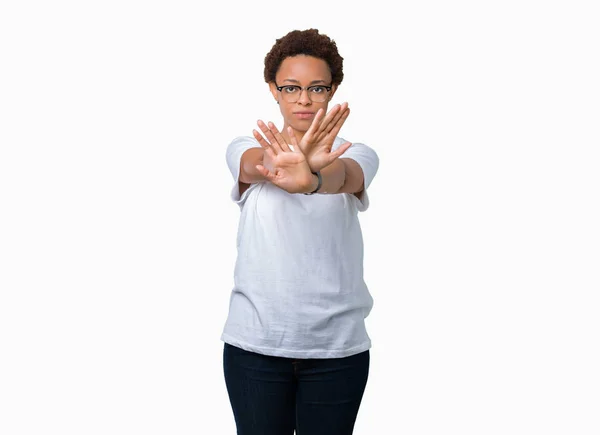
top-left (314, 158), bottom-right (365, 195)
top-left (240, 148), bottom-right (316, 194)
top-left (314, 158), bottom-right (345, 194)
top-left (239, 148), bottom-right (364, 195)
top-left (239, 148), bottom-right (267, 184)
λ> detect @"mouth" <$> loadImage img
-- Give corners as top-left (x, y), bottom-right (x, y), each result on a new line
top-left (293, 112), bottom-right (315, 119)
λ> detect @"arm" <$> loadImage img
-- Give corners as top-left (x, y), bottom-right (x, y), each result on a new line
top-left (310, 157), bottom-right (365, 197)
top-left (238, 147), bottom-right (267, 184)
top-left (237, 130), bottom-right (328, 196)
top-left (237, 148), bottom-right (267, 196)
top-left (252, 122), bottom-right (319, 194)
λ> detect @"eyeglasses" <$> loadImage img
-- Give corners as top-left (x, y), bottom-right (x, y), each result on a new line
top-left (275, 83), bottom-right (333, 103)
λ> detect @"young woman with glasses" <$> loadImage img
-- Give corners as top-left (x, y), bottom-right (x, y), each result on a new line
top-left (221, 28), bottom-right (379, 435)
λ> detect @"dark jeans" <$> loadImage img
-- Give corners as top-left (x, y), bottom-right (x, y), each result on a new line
top-left (223, 343), bottom-right (370, 435)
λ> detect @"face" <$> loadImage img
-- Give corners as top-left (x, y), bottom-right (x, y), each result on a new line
top-left (269, 55), bottom-right (337, 142)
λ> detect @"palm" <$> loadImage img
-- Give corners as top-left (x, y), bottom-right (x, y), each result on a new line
top-left (293, 102), bottom-right (352, 172)
top-left (267, 152), bottom-right (312, 192)
top-left (305, 145), bottom-right (335, 170)
top-left (253, 120), bottom-right (314, 194)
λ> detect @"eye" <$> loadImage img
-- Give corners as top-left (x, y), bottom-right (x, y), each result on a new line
top-left (283, 86), bottom-right (300, 93)
top-left (309, 86), bottom-right (326, 94)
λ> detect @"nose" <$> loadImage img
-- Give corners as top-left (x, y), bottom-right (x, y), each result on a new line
top-left (296, 88), bottom-right (312, 105)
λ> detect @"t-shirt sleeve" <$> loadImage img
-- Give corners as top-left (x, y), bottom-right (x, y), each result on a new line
top-left (226, 136), bottom-right (262, 206)
top-left (339, 141), bottom-right (379, 212)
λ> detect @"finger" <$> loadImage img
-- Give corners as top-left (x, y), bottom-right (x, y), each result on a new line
top-left (268, 121), bottom-right (291, 152)
top-left (253, 123), bottom-right (278, 155)
top-left (252, 128), bottom-right (278, 157)
top-left (313, 104), bottom-right (345, 143)
top-left (287, 124), bottom-right (308, 154)
top-left (287, 126), bottom-right (299, 146)
top-left (329, 141), bottom-right (353, 160)
top-left (328, 103), bottom-right (349, 132)
top-left (287, 127), bottom-right (301, 153)
top-left (258, 120), bottom-right (284, 154)
top-left (322, 103), bottom-right (348, 135)
top-left (286, 125), bottom-right (299, 152)
top-left (321, 141), bottom-right (352, 168)
top-left (316, 109), bottom-right (344, 142)
top-left (316, 104), bottom-right (342, 135)
top-left (323, 107), bottom-right (350, 139)
top-left (255, 164), bottom-right (276, 181)
top-left (303, 108), bottom-right (326, 140)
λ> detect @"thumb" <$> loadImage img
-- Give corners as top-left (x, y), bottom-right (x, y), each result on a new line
top-left (330, 141), bottom-right (352, 159)
top-left (256, 164), bottom-right (276, 182)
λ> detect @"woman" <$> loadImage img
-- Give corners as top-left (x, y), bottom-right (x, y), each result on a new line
top-left (221, 28), bottom-right (379, 435)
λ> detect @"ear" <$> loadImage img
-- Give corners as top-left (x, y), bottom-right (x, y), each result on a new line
top-left (328, 84), bottom-right (339, 101)
top-left (268, 82), bottom-right (279, 103)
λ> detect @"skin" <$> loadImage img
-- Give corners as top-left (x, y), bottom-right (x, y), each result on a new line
top-left (239, 55), bottom-right (366, 196)
top-left (267, 54), bottom-right (351, 173)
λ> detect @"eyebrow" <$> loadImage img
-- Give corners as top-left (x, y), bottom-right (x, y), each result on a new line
top-left (281, 79), bottom-right (328, 85)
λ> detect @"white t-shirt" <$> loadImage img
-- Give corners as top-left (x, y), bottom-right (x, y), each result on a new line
top-left (221, 135), bottom-right (379, 359)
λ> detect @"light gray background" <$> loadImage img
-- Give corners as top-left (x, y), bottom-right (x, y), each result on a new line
top-left (1, 0), bottom-right (598, 434)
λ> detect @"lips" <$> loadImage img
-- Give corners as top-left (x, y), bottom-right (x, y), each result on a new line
top-left (294, 112), bottom-right (315, 119)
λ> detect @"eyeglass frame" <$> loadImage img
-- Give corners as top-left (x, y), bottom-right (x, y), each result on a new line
top-left (274, 82), bottom-right (333, 103)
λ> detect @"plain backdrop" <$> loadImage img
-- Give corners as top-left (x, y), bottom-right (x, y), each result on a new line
top-left (1, 1), bottom-right (599, 434)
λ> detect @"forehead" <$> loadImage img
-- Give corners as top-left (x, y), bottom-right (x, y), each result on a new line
top-left (276, 55), bottom-right (331, 83)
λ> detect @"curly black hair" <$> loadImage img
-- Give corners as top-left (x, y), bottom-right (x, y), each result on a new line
top-left (264, 28), bottom-right (344, 85)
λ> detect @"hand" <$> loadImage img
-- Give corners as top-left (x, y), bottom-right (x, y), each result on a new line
top-left (291, 102), bottom-right (353, 172)
top-left (252, 120), bottom-right (315, 194)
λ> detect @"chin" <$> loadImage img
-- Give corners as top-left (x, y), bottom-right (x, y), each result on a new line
top-left (290, 120), bottom-right (310, 131)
